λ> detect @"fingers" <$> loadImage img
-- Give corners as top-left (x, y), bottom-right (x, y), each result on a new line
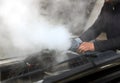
top-left (105, 0), bottom-right (113, 3)
top-left (105, 0), bottom-right (110, 2)
top-left (77, 42), bottom-right (95, 53)
top-left (77, 42), bottom-right (87, 53)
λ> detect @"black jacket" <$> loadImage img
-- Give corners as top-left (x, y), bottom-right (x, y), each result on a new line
top-left (79, 2), bottom-right (120, 51)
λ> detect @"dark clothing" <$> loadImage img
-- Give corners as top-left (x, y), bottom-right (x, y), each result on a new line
top-left (79, 2), bottom-right (120, 51)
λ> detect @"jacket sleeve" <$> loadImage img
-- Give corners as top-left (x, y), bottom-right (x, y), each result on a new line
top-left (94, 37), bottom-right (120, 51)
top-left (79, 11), bottom-right (105, 42)
top-left (113, 0), bottom-right (120, 3)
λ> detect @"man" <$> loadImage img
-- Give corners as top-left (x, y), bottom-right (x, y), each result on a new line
top-left (70, 0), bottom-right (120, 53)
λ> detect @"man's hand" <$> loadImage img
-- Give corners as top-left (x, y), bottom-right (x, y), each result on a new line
top-left (105, 0), bottom-right (112, 2)
top-left (77, 42), bottom-right (95, 53)
top-left (105, 0), bottom-right (116, 3)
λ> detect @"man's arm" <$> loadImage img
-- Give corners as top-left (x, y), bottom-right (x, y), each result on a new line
top-left (113, 0), bottom-right (120, 2)
top-left (69, 15), bottom-right (104, 52)
top-left (107, 0), bottom-right (120, 3)
top-left (69, 6), bottom-right (105, 52)
top-left (79, 12), bottom-right (105, 42)
top-left (94, 37), bottom-right (120, 51)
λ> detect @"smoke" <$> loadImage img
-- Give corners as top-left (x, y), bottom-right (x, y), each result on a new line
top-left (0, 0), bottom-right (97, 59)
top-left (39, 0), bottom-right (96, 35)
top-left (0, 0), bottom-right (71, 58)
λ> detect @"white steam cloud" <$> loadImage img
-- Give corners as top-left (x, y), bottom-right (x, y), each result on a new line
top-left (0, 0), bottom-right (71, 58)
top-left (39, 0), bottom-right (96, 35)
